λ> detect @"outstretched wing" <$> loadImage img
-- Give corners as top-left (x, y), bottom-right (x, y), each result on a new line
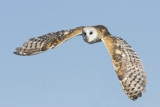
top-left (14, 26), bottom-right (84, 56)
top-left (102, 35), bottom-right (147, 100)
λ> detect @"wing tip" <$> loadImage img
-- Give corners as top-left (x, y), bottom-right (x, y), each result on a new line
top-left (13, 51), bottom-right (19, 55)
top-left (13, 47), bottom-right (35, 56)
top-left (13, 50), bottom-right (28, 56)
top-left (129, 89), bottom-right (147, 101)
top-left (130, 93), bottom-right (141, 101)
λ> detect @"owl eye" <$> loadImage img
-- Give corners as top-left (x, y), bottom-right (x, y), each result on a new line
top-left (90, 31), bottom-right (93, 35)
top-left (84, 32), bottom-right (86, 35)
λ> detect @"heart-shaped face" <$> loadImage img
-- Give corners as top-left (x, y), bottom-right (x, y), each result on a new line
top-left (82, 27), bottom-right (101, 44)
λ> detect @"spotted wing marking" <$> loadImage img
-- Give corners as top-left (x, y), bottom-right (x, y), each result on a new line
top-left (14, 27), bottom-right (84, 56)
top-left (102, 35), bottom-right (147, 100)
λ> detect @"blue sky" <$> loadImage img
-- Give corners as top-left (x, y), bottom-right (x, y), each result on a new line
top-left (1, 0), bottom-right (160, 107)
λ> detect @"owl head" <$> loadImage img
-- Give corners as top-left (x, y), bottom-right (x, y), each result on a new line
top-left (82, 27), bottom-right (100, 44)
top-left (82, 25), bottom-right (110, 44)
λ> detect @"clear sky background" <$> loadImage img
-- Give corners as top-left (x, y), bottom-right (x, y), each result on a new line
top-left (1, 0), bottom-right (160, 107)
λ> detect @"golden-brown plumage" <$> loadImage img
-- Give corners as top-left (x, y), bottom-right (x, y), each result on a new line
top-left (14, 26), bottom-right (84, 56)
top-left (14, 25), bottom-right (147, 101)
top-left (102, 35), bottom-right (147, 100)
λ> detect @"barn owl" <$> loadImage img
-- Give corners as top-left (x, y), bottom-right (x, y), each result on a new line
top-left (14, 25), bottom-right (147, 101)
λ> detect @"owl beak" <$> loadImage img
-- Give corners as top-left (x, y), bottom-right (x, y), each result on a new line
top-left (82, 34), bottom-right (88, 43)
